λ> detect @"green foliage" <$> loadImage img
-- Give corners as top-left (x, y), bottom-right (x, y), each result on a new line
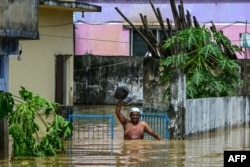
top-left (0, 91), bottom-right (14, 119)
top-left (161, 27), bottom-right (243, 99)
top-left (38, 115), bottom-right (73, 156)
top-left (0, 86), bottom-right (72, 157)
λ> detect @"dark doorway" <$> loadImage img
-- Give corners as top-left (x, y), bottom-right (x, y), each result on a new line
top-left (55, 55), bottom-right (64, 104)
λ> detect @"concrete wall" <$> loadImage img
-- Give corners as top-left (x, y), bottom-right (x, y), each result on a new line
top-left (74, 55), bottom-right (143, 104)
top-left (185, 96), bottom-right (250, 136)
top-left (143, 57), bottom-right (168, 105)
top-left (0, 0), bottom-right (38, 39)
top-left (74, 56), bottom-right (171, 105)
top-left (9, 7), bottom-right (74, 104)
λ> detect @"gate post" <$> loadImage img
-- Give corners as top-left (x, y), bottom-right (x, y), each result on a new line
top-left (168, 69), bottom-right (186, 139)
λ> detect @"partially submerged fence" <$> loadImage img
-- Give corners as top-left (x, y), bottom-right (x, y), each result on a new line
top-left (66, 105), bottom-right (169, 140)
top-left (69, 114), bottom-right (114, 140)
top-left (141, 114), bottom-right (169, 139)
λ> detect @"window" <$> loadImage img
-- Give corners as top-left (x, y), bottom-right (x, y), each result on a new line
top-left (130, 29), bottom-right (163, 57)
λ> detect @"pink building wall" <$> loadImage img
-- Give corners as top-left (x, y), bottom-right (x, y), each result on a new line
top-left (75, 23), bottom-right (129, 56)
top-left (213, 24), bottom-right (250, 59)
top-left (75, 22), bottom-right (250, 58)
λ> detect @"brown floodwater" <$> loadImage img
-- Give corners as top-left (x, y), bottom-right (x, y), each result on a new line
top-left (0, 105), bottom-right (250, 167)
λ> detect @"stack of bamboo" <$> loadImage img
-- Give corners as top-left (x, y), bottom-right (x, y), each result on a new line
top-left (115, 0), bottom-right (201, 58)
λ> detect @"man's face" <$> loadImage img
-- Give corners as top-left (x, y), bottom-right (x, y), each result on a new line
top-left (130, 112), bottom-right (140, 123)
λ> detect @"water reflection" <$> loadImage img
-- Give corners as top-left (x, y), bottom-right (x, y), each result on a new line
top-left (119, 140), bottom-right (168, 166)
top-left (0, 107), bottom-right (250, 166)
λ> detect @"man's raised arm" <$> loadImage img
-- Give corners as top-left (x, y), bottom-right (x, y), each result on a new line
top-left (116, 100), bottom-right (129, 125)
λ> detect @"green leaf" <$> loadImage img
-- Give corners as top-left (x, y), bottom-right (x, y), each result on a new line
top-left (197, 44), bottom-right (222, 59)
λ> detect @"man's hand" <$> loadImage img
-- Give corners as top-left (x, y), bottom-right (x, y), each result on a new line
top-left (155, 134), bottom-right (163, 141)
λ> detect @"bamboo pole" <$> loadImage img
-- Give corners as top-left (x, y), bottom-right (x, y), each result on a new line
top-left (115, 7), bottom-right (159, 57)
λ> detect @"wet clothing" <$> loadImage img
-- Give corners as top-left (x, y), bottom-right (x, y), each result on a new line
top-left (124, 122), bottom-right (144, 140)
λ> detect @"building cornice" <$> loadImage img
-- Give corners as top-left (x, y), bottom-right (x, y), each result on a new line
top-left (39, 0), bottom-right (102, 12)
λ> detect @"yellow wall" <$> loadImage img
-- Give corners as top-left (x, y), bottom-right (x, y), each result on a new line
top-left (9, 8), bottom-right (74, 105)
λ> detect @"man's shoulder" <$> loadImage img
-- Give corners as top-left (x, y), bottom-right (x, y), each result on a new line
top-left (139, 121), bottom-right (148, 126)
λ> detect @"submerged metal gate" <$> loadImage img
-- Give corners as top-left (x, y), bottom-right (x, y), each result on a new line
top-left (141, 114), bottom-right (169, 139)
top-left (67, 106), bottom-right (169, 140)
top-left (69, 114), bottom-right (114, 140)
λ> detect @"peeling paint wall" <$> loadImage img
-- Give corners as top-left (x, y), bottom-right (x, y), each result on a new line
top-left (0, 0), bottom-right (38, 39)
top-left (74, 55), bottom-right (143, 104)
top-left (143, 57), bottom-right (168, 105)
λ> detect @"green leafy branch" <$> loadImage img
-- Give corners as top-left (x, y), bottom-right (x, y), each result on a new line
top-left (0, 86), bottom-right (72, 157)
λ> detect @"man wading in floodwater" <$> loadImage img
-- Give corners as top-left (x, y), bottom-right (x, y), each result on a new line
top-left (116, 99), bottom-right (162, 140)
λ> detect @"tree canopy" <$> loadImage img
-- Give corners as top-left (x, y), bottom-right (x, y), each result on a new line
top-left (160, 26), bottom-right (243, 98)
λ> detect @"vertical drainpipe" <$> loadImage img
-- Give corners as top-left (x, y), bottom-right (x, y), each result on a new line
top-left (71, 21), bottom-right (76, 106)
top-left (70, 12), bottom-right (79, 106)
